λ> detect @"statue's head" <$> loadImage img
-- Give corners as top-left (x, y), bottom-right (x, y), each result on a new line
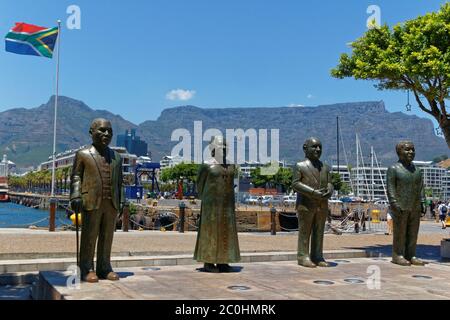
top-left (396, 140), bottom-right (415, 164)
top-left (209, 135), bottom-right (227, 161)
top-left (303, 137), bottom-right (322, 161)
top-left (89, 118), bottom-right (113, 148)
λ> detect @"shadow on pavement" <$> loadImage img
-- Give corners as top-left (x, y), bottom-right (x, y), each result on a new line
top-left (346, 244), bottom-right (442, 262)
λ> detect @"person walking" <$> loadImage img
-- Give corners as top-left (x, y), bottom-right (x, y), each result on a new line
top-left (136, 191), bottom-right (141, 204)
top-left (438, 202), bottom-right (449, 229)
top-left (385, 210), bottom-right (393, 235)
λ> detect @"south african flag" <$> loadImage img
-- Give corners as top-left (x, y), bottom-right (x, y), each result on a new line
top-left (5, 22), bottom-right (59, 58)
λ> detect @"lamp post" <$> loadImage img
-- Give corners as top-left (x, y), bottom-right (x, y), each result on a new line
top-left (178, 201), bottom-right (186, 233)
top-left (270, 207), bottom-right (277, 235)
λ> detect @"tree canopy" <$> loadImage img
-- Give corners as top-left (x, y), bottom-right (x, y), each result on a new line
top-left (332, 3), bottom-right (450, 148)
top-left (250, 166), bottom-right (293, 192)
top-left (159, 162), bottom-right (200, 183)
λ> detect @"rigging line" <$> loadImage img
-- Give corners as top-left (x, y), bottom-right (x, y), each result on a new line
top-left (373, 149), bottom-right (387, 198)
top-left (338, 122), bottom-right (354, 193)
top-left (357, 134), bottom-right (371, 199)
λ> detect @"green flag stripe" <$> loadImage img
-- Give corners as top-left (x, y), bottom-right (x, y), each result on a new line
top-left (6, 29), bottom-right (57, 58)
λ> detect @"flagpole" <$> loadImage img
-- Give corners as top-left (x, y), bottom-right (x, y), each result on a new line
top-left (49, 20), bottom-right (61, 232)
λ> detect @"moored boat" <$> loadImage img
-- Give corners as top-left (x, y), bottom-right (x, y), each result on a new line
top-left (0, 177), bottom-right (9, 202)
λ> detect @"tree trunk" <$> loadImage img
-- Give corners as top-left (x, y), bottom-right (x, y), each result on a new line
top-left (441, 118), bottom-right (450, 149)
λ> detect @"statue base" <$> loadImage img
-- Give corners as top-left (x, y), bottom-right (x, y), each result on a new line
top-left (441, 239), bottom-right (450, 259)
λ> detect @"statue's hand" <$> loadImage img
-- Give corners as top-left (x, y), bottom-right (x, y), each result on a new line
top-left (321, 187), bottom-right (333, 199)
top-left (311, 189), bottom-right (324, 199)
top-left (390, 202), bottom-right (402, 213)
top-left (70, 198), bottom-right (83, 214)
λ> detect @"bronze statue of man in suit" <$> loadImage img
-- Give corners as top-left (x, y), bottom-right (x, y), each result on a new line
top-left (292, 137), bottom-right (333, 268)
top-left (70, 118), bottom-right (124, 282)
top-left (387, 141), bottom-right (426, 266)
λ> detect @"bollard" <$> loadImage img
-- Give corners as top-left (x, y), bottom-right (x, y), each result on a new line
top-left (122, 203), bottom-right (130, 232)
top-left (270, 207), bottom-right (277, 235)
top-left (355, 221), bottom-right (360, 233)
top-left (49, 198), bottom-right (57, 232)
top-left (179, 202), bottom-right (186, 233)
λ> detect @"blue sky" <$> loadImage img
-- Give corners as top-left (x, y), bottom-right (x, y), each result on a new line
top-left (0, 0), bottom-right (446, 131)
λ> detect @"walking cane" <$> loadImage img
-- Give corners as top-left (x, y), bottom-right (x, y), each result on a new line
top-left (75, 210), bottom-right (79, 268)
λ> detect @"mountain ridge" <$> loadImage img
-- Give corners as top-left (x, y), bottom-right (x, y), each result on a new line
top-left (0, 96), bottom-right (447, 168)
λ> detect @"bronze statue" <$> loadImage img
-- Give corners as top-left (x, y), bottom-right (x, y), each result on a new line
top-left (194, 136), bottom-right (240, 272)
top-left (70, 118), bottom-right (124, 282)
top-left (387, 141), bottom-right (426, 266)
top-left (292, 137), bottom-right (333, 268)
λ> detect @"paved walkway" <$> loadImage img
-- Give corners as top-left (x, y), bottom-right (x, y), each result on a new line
top-left (0, 221), bottom-right (447, 256)
top-left (39, 258), bottom-right (450, 300)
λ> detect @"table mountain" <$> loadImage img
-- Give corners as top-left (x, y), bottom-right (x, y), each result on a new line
top-left (0, 96), bottom-right (447, 167)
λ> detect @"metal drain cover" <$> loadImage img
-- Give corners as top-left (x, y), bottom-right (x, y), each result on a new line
top-left (227, 285), bottom-right (251, 291)
top-left (313, 280), bottom-right (334, 285)
top-left (142, 267), bottom-right (161, 271)
top-left (412, 275), bottom-right (432, 280)
top-left (372, 258), bottom-right (388, 261)
top-left (344, 278), bottom-right (365, 284)
top-left (334, 259), bottom-right (351, 263)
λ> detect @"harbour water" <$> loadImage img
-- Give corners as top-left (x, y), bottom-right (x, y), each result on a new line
top-left (0, 202), bottom-right (71, 228)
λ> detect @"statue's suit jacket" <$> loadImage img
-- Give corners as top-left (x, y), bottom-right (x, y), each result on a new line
top-left (387, 162), bottom-right (425, 212)
top-left (292, 159), bottom-right (332, 212)
top-left (70, 145), bottom-right (123, 211)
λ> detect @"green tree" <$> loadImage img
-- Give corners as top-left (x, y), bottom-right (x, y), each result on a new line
top-left (432, 154), bottom-right (448, 163)
top-left (340, 182), bottom-right (352, 196)
top-left (425, 187), bottom-right (434, 198)
top-left (331, 172), bottom-right (342, 192)
top-left (332, 3), bottom-right (450, 148)
top-left (160, 163), bottom-right (200, 183)
top-left (250, 166), bottom-right (293, 192)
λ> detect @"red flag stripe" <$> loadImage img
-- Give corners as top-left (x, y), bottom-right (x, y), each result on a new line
top-left (11, 22), bottom-right (47, 34)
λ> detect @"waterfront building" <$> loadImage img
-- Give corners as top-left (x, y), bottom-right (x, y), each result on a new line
top-left (39, 146), bottom-right (138, 184)
top-left (239, 161), bottom-right (286, 178)
top-left (331, 165), bottom-right (352, 185)
top-left (414, 161), bottom-right (448, 199)
top-left (116, 129), bottom-right (148, 157)
top-left (160, 155), bottom-right (183, 169)
top-left (443, 170), bottom-right (450, 201)
top-left (351, 166), bottom-right (388, 200)
top-left (0, 155), bottom-right (16, 177)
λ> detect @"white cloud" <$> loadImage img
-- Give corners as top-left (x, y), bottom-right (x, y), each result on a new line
top-left (288, 103), bottom-right (304, 108)
top-left (307, 94), bottom-right (314, 99)
top-left (166, 89), bottom-right (196, 101)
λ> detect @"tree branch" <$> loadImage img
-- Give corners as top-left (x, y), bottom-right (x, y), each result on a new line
top-left (411, 89), bottom-right (435, 117)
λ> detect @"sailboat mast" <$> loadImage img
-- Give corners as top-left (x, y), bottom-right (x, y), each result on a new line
top-left (337, 116), bottom-right (339, 196)
top-left (371, 146), bottom-right (374, 201)
top-left (356, 133), bottom-right (359, 198)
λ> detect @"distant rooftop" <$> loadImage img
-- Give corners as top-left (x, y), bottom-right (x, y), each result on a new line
top-left (439, 159), bottom-right (450, 169)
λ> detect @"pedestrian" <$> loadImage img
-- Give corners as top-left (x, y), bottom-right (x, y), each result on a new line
top-left (136, 191), bottom-right (141, 204)
top-left (438, 201), bottom-right (448, 229)
top-left (430, 201), bottom-right (435, 219)
top-left (385, 210), bottom-right (393, 235)
top-left (435, 201), bottom-right (441, 223)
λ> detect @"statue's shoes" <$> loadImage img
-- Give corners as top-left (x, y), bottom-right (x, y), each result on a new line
top-left (391, 257), bottom-right (411, 266)
top-left (98, 271), bottom-right (120, 281)
top-left (410, 257), bottom-right (426, 266)
top-left (217, 264), bottom-right (234, 273)
top-left (298, 258), bottom-right (317, 268)
top-left (312, 259), bottom-right (331, 267)
top-left (203, 263), bottom-right (219, 273)
top-left (82, 271), bottom-right (99, 283)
